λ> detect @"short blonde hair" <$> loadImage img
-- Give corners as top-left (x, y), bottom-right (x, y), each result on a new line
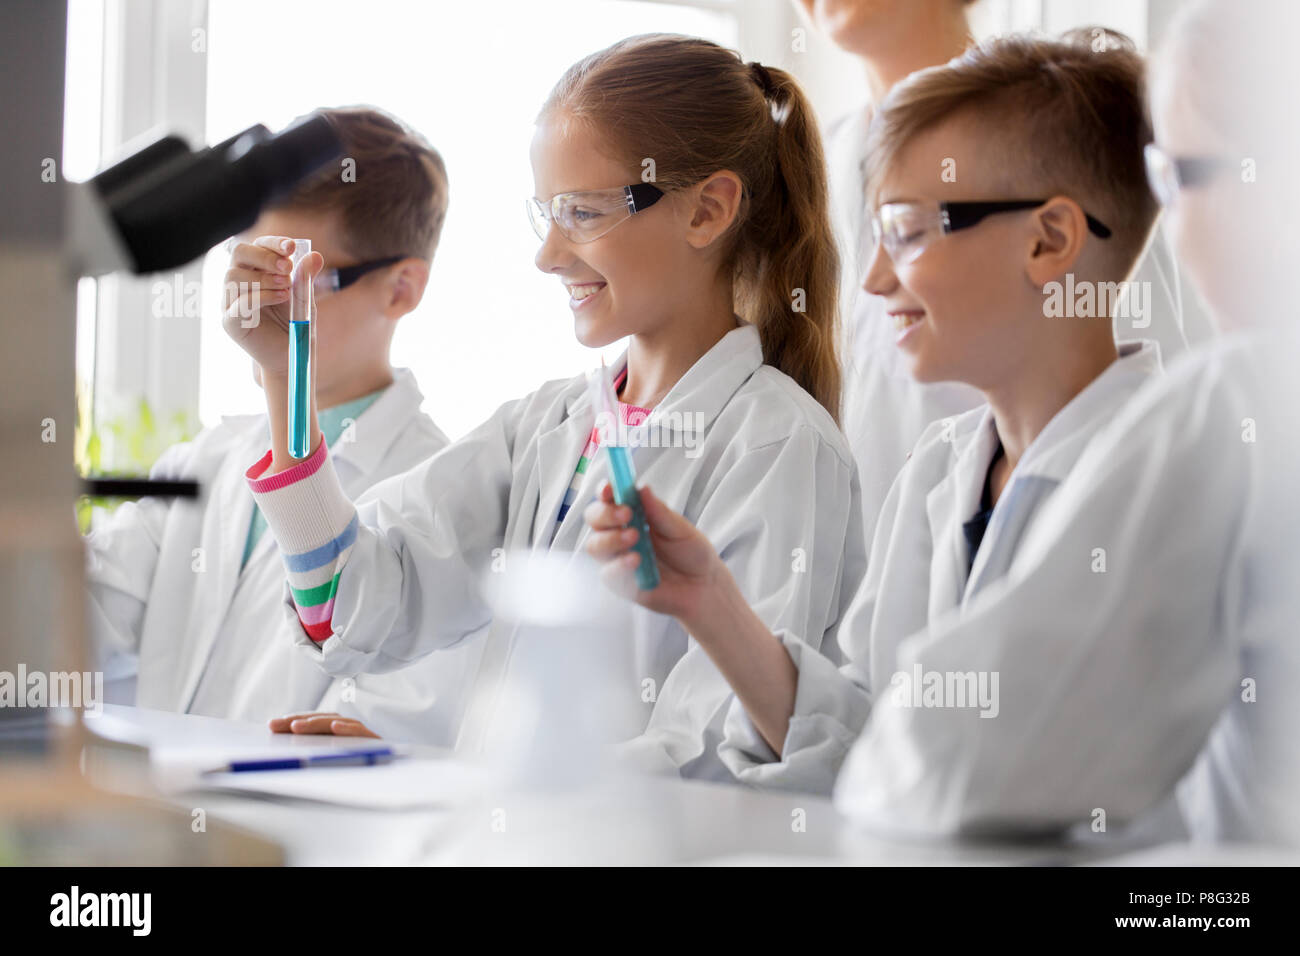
top-left (866, 28), bottom-right (1159, 274)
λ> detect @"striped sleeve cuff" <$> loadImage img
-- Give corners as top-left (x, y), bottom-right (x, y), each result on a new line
top-left (246, 440), bottom-right (357, 643)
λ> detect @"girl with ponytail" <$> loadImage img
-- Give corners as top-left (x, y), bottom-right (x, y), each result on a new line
top-left (228, 33), bottom-right (865, 780)
top-left (537, 34), bottom-right (841, 419)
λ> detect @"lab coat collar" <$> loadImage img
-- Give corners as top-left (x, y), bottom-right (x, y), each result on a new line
top-left (964, 340), bottom-right (1160, 602)
top-left (533, 406), bottom-right (598, 548)
top-left (563, 322), bottom-right (764, 439)
top-left (327, 367), bottom-right (426, 477)
top-left (924, 339), bottom-right (1160, 614)
top-left (537, 323), bottom-right (764, 547)
top-left (214, 368), bottom-right (425, 480)
top-left (924, 410), bottom-right (1002, 620)
top-left (1013, 339), bottom-right (1160, 484)
top-left (940, 410), bottom-right (1002, 520)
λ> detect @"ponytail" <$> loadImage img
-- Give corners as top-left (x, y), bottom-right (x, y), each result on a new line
top-left (736, 63), bottom-right (841, 422)
top-left (543, 35), bottom-right (842, 423)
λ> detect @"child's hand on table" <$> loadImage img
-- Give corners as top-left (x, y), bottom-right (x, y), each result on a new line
top-left (269, 712), bottom-right (380, 738)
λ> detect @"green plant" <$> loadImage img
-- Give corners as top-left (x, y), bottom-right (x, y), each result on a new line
top-left (75, 380), bottom-right (201, 534)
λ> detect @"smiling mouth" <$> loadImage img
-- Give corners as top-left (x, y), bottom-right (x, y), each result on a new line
top-left (567, 282), bottom-right (606, 302)
top-left (891, 311), bottom-right (924, 331)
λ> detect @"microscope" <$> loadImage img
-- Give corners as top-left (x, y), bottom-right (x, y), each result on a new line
top-left (0, 2), bottom-right (341, 862)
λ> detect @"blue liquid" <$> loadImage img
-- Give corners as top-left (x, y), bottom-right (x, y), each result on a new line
top-left (605, 444), bottom-right (660, 590)
top-left (288, 320), bottom-right (311, 459)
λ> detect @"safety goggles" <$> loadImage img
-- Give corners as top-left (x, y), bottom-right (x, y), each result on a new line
top-left (222, 236), bottom-right (404, 298)
top-left (862, 198), bottom-right (1113, 273)
top-left (312, 256), bottom-right (403, 297)
top-left (527, 183), bottom-right (665, 243)
top-left (1144, 144), bottom-right (1237, 207)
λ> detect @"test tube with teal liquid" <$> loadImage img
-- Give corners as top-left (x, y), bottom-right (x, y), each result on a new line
top-left (589, 361), bottom-right (660, 591)
top-left (605, 443), bottom-right (660, 591)
top-left (287, 239), bottom-right (313, 459)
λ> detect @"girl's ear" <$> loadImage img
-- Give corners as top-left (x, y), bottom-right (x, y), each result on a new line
top-left (1025, 196), bottom-right (1088, 287)
top-left (684, 170), bottom-right (744, 249)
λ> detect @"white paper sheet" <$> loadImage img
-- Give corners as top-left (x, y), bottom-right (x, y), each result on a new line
top-left (183, 756), bottom-right (492, 810)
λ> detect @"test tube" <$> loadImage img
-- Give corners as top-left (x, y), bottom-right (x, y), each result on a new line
top-left (588, 363), bottom-right (659, 591)
top-left (287, 239), bottom-right (313, 459)
top-left (604, 444), bottom-right (660, 591)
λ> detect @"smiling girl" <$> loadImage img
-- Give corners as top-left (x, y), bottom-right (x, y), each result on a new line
top-left (224, 34), bottom-right (865, 775)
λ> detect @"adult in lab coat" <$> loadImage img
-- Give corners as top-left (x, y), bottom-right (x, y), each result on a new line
top-left (810, 1), bottom-right (1200, 544)
top-left (834, 0), bottom-right (1300, 844)
top-left (719, 340), bottom-right (1161, 793)
top-left (85, 367), bottom-right (466, 730)
top-left (255, 324), bottom-right (866, 779)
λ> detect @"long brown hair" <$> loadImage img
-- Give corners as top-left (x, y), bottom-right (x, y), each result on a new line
top-left (542, 34), bottom-right (841, 422)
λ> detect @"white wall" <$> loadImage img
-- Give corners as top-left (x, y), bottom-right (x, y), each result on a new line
top-left (198, 0), bottom-right (742, 439)
top-left (74, 0), bottom-right (1199, 447)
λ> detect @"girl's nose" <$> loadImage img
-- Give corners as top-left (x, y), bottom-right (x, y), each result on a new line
top-left (534, 223), bottom-right (575, 274)
top-left (862, 239), bottom-right (899, 298)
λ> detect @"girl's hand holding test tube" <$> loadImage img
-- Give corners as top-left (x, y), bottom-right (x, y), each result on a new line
top-left (584, 483), bottom-right (800, 754)
top-left (584, 482), bottom-right (731, 626)
top-left (221, 236), bottom-right (325, 473)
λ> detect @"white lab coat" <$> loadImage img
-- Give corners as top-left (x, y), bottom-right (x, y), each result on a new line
top-left (719, 340), bottom-right (1162, 793)
top-left (276, 324), bottom-right (867, 780)
top-left (823, 105), bottom-right (1194, 546)
top-left (85, 368), bottom-right (457, 728)
top-left (833, 326), bottom-right (1300, 844)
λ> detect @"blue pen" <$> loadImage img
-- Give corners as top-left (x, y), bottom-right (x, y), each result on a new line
top-left (204, 747), bottom-right (396, 774)
top-left (590, 359), bottom-right (660, 591)
top-left (287, 238), bottom-right (314, 459)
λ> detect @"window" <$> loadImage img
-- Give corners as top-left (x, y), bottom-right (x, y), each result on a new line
top-left (72, 0), bottom-right (1171, 452)
top-left (200, 0), bottom-right (744, 439)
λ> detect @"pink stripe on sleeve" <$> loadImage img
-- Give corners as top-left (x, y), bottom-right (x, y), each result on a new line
top-left (245, 439), bottom-right (328, 492)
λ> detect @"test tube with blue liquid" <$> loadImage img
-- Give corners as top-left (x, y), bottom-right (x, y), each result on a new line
top-left (589, 361), bottom-right (660, 591)
top-left (287, 239), bottom-right (313, 459)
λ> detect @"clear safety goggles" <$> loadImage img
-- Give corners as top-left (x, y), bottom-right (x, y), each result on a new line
top-left (1143, 144), bottom-right (1236, 207)
top-left (527, 182), bottom-right (665, 244)
top-left (860, 198), bottom-right (1113, 274)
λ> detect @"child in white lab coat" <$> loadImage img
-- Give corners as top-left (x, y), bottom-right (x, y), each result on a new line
top-left (85, 107), bottom-right (462, 733)
top-left (804, 0), bottom-right (1195, 548)
top-left (228, 35), bottom-right (866, 778)
top-left (833, 0), bottom-right (1300, 844)
top-left (585, 30), bottom-right (1164, 790)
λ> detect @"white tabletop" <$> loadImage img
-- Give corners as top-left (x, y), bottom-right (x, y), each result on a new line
top-left (85, 704), bottom-right (1158, 866)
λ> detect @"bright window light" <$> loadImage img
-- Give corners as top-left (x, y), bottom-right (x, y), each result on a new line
top-left (200, 0), bottom-right (737, 438)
